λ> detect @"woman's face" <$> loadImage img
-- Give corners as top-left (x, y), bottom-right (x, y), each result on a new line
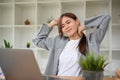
top-left (61, 16), bottom-right (79, 37)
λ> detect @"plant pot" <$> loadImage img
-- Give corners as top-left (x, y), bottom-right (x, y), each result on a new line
top-left (82, 70), bottom-right (103, 80)
top-left (24, 19), bottom-right (30, 25)
top-left (27, 44), bottom-right (30, 48)
top-left (26, 42), bottom-right (31, 48)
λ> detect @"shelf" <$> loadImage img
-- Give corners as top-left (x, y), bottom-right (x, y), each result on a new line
top-left (38, 0), bottom-right (59, 1)
top-left (0, 0), bottom-right (119, 77)
top-left (37, 48), bottom-right (46, 51)
top-left (18, 47), bottom-right (37, 50)
top-left (86, 0), bottom-right (110, 18)
top-left (100, 50), bottom-right (111, 76)
top-left (15, 0), bottom-right (37, 3)
top-left (112, 0), bottom-right (120, 24)
top-left (100, 50), bottom-right (110, 59)
top-left (0, 3), bottom-right (13, 5)
top-left (112, 24), bottom-right (120, 26)
top-left (0, 3), bottom-right (14, 25)
top-left (61, 0), bottom-right (106, 1)
top-left (86, 0), bottom-right (106, 2)
top-left (36, 50), bottom-right (49, 73)
top-left (112, 49), bottom-right (120, 51)
top-left (15, 2), bottom-right (36, 4)
top-left (0, 0), bottom-right (14, 3)
top-left (61, 1), bottom-right (85, 24)
top-left (15, 25), bottom-right (36, 27)
top-left (0, 27), bottom-right (13, 47)
top-left (37, 2), bottom-right (60, 24)
top-left (100, 49), bottom-right (110, 51)
top-left (112, 51), bottom-right (120, 60)
top-left (111, 60), bottom-right (120, 76)
top-left (14, 27), bottom-right (36, 48)
top-left (0, 25), bottom-right (13, 27)
top-left (61, 0), bottom-right (85, 2)
top-left (100, 49), bottom-right (111, 75)
top-left (38, 0), bottom-right (59, 3)
top-left (15, 3), bottom-right (36, 25)
top-left (112, 25), bottom-right (120, 50)
top-left (104, 65), bottom-right (112, 76)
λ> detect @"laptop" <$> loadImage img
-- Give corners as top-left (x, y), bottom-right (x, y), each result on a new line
top-left (0, 48), bottom-right (43, 80)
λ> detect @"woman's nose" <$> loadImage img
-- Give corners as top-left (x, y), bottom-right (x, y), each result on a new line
top-left (64, 24), bottom-right (70, 29)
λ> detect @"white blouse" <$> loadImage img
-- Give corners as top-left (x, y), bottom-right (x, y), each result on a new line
top-left (57, 38), bottom-right (81, 76)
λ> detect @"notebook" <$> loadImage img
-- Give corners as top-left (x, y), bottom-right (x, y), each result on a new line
top-left (0, 48), bottom-right (43, 80)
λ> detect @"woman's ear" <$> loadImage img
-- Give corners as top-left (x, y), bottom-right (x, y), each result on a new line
top-left (76, 19), bottom-right (80, 27)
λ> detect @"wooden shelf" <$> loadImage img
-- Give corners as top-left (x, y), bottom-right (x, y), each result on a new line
top-left (0, 0), bottom-right (120, 75)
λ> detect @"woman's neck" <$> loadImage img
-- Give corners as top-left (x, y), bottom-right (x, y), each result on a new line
top-left (69, 32), bottom-right (83, 40)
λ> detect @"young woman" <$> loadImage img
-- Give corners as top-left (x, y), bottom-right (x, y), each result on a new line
top-left (33, 13), bottom-right (111, 76)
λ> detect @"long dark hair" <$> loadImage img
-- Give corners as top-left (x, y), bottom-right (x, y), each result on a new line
top-left (58, 13), bottom-right (87, 56)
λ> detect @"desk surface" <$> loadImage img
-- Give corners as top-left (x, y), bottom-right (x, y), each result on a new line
top-left (43, 75), bottom-right (120, 80)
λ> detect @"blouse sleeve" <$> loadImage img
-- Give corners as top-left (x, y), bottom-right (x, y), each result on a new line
top-left (85, 14), bottom-right (111, 44)
top-left (32, 24), bottom-right (55, 50)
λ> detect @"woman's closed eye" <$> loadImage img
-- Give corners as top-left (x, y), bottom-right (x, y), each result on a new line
top-left (61, 20), bottom-right (71, 28)
top-left (62, 20), bottom-right (71, 27)
top-left (66, 20), bottom-right (71, 24)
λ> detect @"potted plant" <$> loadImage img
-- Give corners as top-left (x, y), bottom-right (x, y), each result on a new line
top-left (26, 42), bottom-right (31, 48)
top-left (3, 39), bottom-right (13, 48)
top-left (24, 19), bottom-right (30, 25)
top-left (79, 53), bottom-right (108, 80)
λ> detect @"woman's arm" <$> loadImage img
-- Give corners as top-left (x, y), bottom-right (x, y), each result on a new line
top-left (32, 19), bottom-right (59, 50)
top-left (85, 14), bottom-right (111, 44)
top-left (32, 24), bottom-right (54, 50)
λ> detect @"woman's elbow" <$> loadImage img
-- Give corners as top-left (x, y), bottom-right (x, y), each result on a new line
top-left (105, 14), bottom-right (111, 20)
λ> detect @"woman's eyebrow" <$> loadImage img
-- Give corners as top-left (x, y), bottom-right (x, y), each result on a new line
top-left (65, 20), bottom-right (70, 23)
top-left (62, 19), bottom-right (70, 25)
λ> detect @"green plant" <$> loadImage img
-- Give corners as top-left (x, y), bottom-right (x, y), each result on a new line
top-left (26, 42), bottom-right (31, 48)
top-left (79, 53), bottom-right (108, 71)
top-left (3, 39), bottom-right (13, 48)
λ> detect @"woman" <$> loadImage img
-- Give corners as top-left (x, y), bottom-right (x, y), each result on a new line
top-left (33, 13), bottom-right (111, 76)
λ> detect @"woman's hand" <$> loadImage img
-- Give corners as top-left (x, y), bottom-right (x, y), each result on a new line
top-left (115, 68), bottom-right (120, 78)
top-left (78, 25), bottom-right (85, 36)
top-left (48, 18), bottom-right (59, 28)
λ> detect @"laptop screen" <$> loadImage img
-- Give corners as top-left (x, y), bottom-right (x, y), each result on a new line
top-left (0, 48), bottom-right (43, 80)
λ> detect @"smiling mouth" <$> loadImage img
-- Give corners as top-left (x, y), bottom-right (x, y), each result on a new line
top-left (66, 29), bottom-right (72, 32)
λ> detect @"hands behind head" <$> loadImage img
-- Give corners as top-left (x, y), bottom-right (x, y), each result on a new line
top-left (77, 25), bottom-right (85, 37)
top-left (48, 18), bottom-right (85, 38)
top-left (48, 18), bottom-right (59, 28)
